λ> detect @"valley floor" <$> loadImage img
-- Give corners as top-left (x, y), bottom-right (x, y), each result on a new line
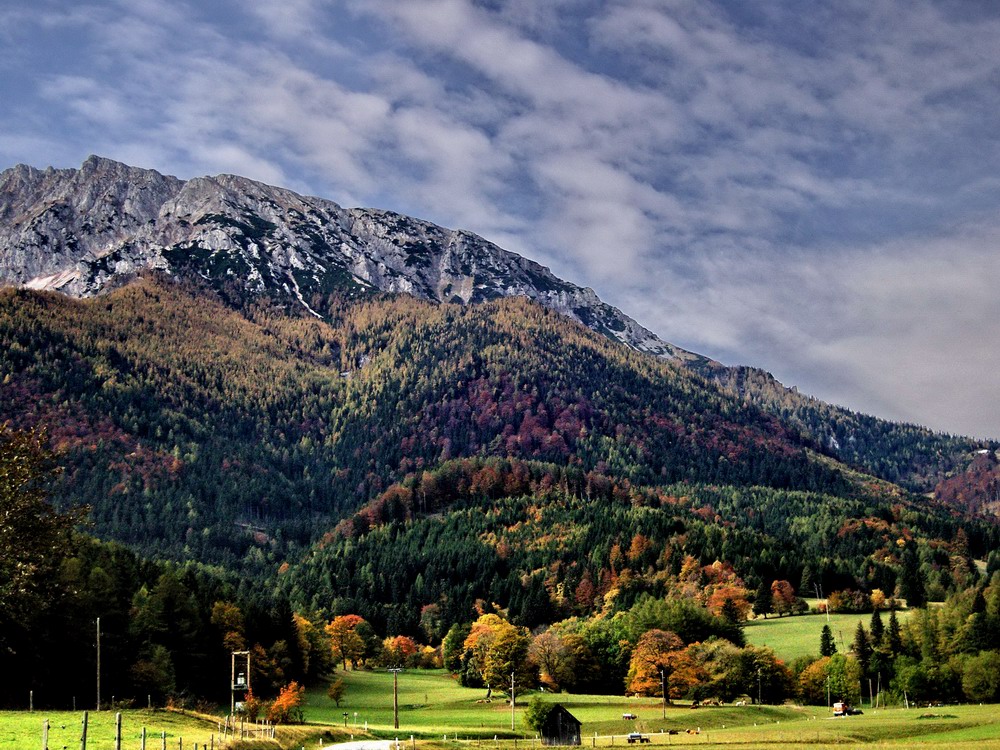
top-left (302, 670), bottom-right (1000, 749)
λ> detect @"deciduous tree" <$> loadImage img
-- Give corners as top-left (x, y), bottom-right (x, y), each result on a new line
top-left (625, 629), bottom-right (683, 697)
top-left (770, 580), bottom-right (797, 617)
top-left (268, 681), bottom-right (305, 723)
top-left (529, 630), bottom-right (572, 691)
top-left (327, 678), bottom-right (346, 707)
top-left (481, 620), bottom-right (534, 702)
top-left (325, 614), bottom-right (366, 670)
top-left (0, 426), bottom-right (80, 628)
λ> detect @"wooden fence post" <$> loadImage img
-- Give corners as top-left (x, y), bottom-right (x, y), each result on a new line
top-left (142, 727), bottom-right (147, 750)
top-left (161, 730), bottom-right (166, 750)
top-left (115, 712), bottom-right (122, 750)
top-left (80, 711), bottom-right (89, 750)
top-left (42, 718), bottom-right (49, 750)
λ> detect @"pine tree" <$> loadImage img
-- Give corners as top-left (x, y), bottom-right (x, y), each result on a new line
top-left (820, 623), bottom-right (837, 657)
top-left (753, 583), bottom-right (774, 619)
top-left (869, 609), bottom-right (884, 646)
top-left (852, 621), bottom-right (871, 675)
top-left (899, 546), bottom-right (926, 608)
top-left (886, 609), bottom-right (902, 656)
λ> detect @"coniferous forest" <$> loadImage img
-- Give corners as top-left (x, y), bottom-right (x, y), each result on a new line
top-left (2, 274), bottom-right (999, 711)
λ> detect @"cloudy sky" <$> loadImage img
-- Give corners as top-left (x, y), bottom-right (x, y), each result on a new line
top-left (3, 0), bottom-right (1000, 439)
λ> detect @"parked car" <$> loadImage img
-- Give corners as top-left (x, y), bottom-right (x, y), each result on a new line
top-left (621, 713), bottom-right (637, 720)
top-left (627, 733), bottom-right (650, 744)
top-left (833, 702), bottom-right (863, 716)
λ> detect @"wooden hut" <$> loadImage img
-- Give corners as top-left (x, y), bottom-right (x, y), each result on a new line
top-left (540, 704), bottom-right (582, 746)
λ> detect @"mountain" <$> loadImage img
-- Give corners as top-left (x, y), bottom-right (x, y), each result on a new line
top-left (1, 156), bottom-right (987, 494)
top-left (2, 154), bottom-right (999, 641)
top-left (0, 155), bottom-right (700, 363)
top-left (280, 455), bottom-right (993, 635)
top-left (3, 159), bottom-right (1000, 714)
top-left (5, 276), bottom-right (996, 628)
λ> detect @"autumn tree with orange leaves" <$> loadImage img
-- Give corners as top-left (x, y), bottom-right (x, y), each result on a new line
top-left (706, 586), bottom-right (752, 622)
top-left (267, 681), bottom-right (305, 723)
top-left (325, 614), bottom-right (366, 669)
top-left (770, 580), bottom-right (800, 617)
top-left (382, 635), bottom-right (419, 666)
top-left (625, 629), bottom-right (683, 698)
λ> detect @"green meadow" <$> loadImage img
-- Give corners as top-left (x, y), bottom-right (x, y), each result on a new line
top-left (742, 604), bottom-right (913, 663)
top-left (0, 708), bottom-right (342, 750)
top-left (0, 709), bottom-right (221, 749)
top-left (6, 658), bottom-right (995, 750)
top-left (302, 670), bottom-right (1000, 749)
top-left (302, 668), bottom-right (803, 740)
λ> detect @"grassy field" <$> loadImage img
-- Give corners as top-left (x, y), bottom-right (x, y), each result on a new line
top-left (8, 666), bottom-right (995, 749)
top-left (301, 670), bottom-right (1000, 748)
top-left (303, 669), bottom-right (803, 739)
top-left (0, 707), bottom-right (346, 750)
top-left (742, 604), bottom-right (913, 662)
top-left (0, 708), bottom-right (222, 749)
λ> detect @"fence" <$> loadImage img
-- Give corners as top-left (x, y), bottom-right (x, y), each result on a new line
top-left (36, 711), bottom-right (231, 750)
top-left (217, 713), bottom-right (276, 741)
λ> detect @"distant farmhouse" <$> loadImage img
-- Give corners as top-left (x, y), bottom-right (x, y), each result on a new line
top-left (540, 705), bottom-right (582, 746)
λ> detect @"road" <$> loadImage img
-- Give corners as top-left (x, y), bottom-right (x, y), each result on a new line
top-left (322, 740), bottom-right (397, 750)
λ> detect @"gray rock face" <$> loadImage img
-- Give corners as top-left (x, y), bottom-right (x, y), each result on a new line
top-left (0, 155), bottom-right (704, 362)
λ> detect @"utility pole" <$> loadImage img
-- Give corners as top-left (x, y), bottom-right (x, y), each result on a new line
top-left (510, 672), bottom-right (515, 731)
top-left (388, 668), bottom-right (402, 730)
top-left (814, 583), bottom-right (829, 622)
top-left (231, 650), bottom-right (251, 716)
top-left (660, 668), bottom-right (666, 719)
top-left (96, 618), bottom-right (101, 711)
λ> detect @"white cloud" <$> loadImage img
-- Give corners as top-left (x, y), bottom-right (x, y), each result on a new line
top-left (4, 0), bottom-right (1000, 437)
top-left (626, 222), bottom-right (1000, 438)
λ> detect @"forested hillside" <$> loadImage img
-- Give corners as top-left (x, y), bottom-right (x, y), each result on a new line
top-left (2, 273), bottom-right (1000, 711)
top-left (702, 365), bottom-right (986, 492)
top-left (281, 456), bottom-right (998, 637)
top-left (0, 425), bottom-right (330, 709)
top-left (1, 275), bottom-right (860, 571)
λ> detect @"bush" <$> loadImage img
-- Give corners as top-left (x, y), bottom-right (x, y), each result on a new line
top-left (524, 696), bottom-right (556, 731)
top-left (827, 590), bottom-right (872, 614)
top-left (267, 681), bottom-right (305, 724)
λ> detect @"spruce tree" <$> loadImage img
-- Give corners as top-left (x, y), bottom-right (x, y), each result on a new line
top-left (720, 597), bottom-right (742, 626)
top-left (899, 546), bottom-right (926, 608)
top-left (869, 609), bottom-right (884, 646)
top-left (753, 583), bottom-right (774, 619)
top-left (800, 564), bottom-right (814, 597)
top-left (886, 609), bottom-right (902, 656)
top-left (852, 621), bottom-right (871, 675)
top-left (820, 623), bottom-right (837, 657)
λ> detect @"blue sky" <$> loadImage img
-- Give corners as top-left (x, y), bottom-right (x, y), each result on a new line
top-left (3, 0), bottom-right (1000, 438)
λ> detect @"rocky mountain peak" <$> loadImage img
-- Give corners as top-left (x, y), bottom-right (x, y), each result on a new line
top-left (0, 156), bottom-right (705, 362)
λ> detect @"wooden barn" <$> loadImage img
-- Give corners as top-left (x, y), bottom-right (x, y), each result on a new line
top-left (540, 705), bottom-right (582, 746)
